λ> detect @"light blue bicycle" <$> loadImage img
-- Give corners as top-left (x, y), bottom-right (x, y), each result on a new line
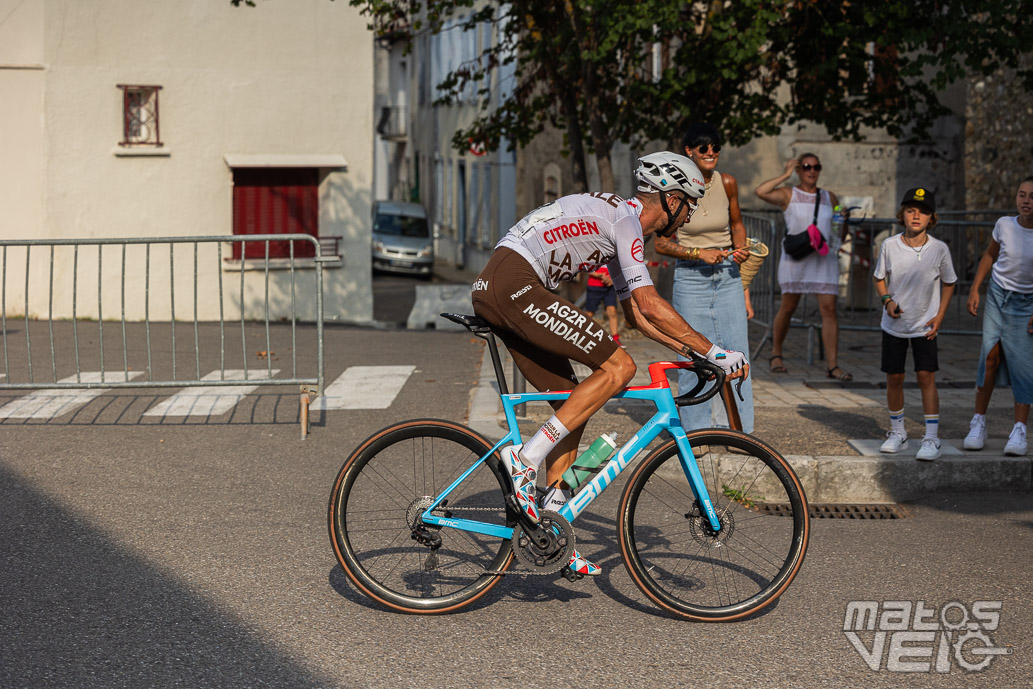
top-left (329, 313), bottom-right (809, 620)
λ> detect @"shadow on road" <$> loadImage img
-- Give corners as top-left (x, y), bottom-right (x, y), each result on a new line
top-left (0, 464), bottom-right (330, 688)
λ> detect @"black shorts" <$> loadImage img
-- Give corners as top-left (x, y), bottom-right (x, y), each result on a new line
top-left (471, 248), bottom-right (620, 393)
top-left (584, 284), bottom-right (617, 312)
top-left (881, 331), bottom-right (938, 374)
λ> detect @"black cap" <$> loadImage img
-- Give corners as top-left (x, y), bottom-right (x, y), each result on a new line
top-left (901, 187), bottom-right (935, 213)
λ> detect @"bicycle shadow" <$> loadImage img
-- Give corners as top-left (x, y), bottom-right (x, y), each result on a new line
top-left (327, 562), bottom-right (595, 615)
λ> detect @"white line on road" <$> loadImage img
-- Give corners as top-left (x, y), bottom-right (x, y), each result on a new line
top-left (0, 371), bottom-right (143, 420)
top-left (143, 369), bottom-right (280, 417)
top-left (312, 365), bottom-right (415, 410)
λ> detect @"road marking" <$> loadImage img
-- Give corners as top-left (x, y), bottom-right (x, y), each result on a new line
top-left (143, 369), bottom-right (280, 417)
top-left (312, 365), bottom-right (415, 410)
top-left (0, 371), bottom-right (143, 419)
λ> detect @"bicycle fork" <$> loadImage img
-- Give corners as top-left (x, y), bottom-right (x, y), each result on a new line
top-left (670, 428), bottom-right (723, 532)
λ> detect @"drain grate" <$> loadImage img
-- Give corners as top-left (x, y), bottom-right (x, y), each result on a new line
top-left (754, 503), bottom-right (912, 519)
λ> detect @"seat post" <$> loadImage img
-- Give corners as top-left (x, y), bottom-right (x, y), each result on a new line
top-left (485, 332), bottom-right (509, 395)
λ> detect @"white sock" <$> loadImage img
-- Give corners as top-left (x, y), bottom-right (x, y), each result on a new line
top-left (923, 414), bottom-right (939, 440)
top-left (521, 415), bottom-right (570, 469)
top-left (889, 408), bottom-right (905, 435)
top-left (541, 486), bottom-right (571, 512)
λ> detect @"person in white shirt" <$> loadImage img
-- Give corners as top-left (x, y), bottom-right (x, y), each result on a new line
top-left (963, 177), bottom-right (1033, 456)
top-left (873, 188), bottom-right (957, 461)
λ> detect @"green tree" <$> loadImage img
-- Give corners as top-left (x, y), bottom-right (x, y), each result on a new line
top-left (347, 0), bottom-right (1033, 192)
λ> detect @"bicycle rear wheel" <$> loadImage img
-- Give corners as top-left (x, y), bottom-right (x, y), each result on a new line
top-left (328, 420), bottom-right (514, 613)
top-left (618, 429), bottom-right (809, 621)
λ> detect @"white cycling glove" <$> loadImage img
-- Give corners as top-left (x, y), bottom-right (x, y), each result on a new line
top-left (704, 344), bottom-right (748, 376)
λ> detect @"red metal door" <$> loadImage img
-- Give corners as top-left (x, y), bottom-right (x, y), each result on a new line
top-left (232, 168), bottom-right (318, 259)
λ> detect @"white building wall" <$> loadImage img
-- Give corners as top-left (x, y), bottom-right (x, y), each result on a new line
top-left (1, 0), bottom-right (374, 322)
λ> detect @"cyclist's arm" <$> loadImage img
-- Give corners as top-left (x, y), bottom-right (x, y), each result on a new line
top-left (619, 285), bottom-right (713, 358)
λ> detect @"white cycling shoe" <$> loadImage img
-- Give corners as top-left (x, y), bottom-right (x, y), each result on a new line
top-left (501, 445), bottom-right (540, 525)
top-left (566, 549), bottom-right (601, 577)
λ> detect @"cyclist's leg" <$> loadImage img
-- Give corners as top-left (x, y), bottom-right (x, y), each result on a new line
top-left (473, 250), bottom-right (633, 533)
top-left (499, 316), bottom-right (634, 474)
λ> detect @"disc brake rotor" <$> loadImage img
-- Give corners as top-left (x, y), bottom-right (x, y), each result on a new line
top-left (511, 510), bottom-right (576, 574)
top-left (687, 503), bottom-right (736, 547)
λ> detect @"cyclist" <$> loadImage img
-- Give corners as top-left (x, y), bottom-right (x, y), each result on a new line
top-left (471, 151), bottom-right (750, 576)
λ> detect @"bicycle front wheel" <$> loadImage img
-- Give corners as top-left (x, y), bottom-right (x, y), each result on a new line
top-left (618, 429), bottom-right (809, 621)
top-left (328, 420), bottom-right (514, 614)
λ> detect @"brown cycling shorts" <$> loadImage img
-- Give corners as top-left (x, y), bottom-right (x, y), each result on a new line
top-left (471, 248), bottom-right (620, 393)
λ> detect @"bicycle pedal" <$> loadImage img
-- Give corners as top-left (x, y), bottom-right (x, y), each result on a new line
top-left (561, 567), bottom-right (583, 583)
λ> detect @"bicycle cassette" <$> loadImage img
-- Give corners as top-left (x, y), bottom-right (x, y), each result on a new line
top-left (511, 510), bottom-right (575, 574)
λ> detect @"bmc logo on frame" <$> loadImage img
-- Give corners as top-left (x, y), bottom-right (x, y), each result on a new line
top-left (843, 600), bottom-right (1011, 673)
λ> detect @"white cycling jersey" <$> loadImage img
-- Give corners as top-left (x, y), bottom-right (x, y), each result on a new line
top-left (495, 192), bottom-right (653, 298)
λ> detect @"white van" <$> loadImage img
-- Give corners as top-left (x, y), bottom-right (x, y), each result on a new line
top-left (371, 201), bottom-right (433, 277)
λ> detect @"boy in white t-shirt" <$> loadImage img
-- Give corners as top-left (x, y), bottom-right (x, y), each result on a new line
top-left (873, 188), bottom-right (958, 460)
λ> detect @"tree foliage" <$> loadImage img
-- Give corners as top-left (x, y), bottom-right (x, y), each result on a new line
top-left (349, 0), bottom-right (1032, 191)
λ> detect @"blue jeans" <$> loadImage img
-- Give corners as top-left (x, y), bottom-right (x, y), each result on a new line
top-left (671, 259), bottom-right (754, 433)
top-left (977, 280), bottom-right (1033, 404)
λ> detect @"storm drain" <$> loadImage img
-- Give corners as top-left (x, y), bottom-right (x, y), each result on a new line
top-left (754, 503), bottom-right (913, 519)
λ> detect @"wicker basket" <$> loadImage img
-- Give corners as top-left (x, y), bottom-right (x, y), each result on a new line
top-left (739, 237), bottom-right (769, 291)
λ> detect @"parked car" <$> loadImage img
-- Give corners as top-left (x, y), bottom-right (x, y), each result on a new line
top-left (371, 201), bottom-right (433, 277)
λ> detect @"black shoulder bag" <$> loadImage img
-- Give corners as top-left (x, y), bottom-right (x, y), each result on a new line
top-left (782, 189), bottom-right (822, 260)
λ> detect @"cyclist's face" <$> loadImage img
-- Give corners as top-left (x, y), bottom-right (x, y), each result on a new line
top-left (669, 192), bottom-right (698, 223)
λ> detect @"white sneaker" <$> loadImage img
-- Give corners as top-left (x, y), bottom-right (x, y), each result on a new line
top-left (880, 431), bottom-right (908, 454)
top-left (1004, 424), bottom-right (1028, 456)
top-left (963, 415), bottom-right (987, 450)
top-left (916, 437), bottom-right (941, 462)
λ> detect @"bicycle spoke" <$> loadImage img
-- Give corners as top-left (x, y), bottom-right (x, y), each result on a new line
top-left (330, 422), bottom-right (513, 611)
top-left (620, 434), bottom-right (808, 620)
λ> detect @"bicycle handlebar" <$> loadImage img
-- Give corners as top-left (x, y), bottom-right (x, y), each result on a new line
top-left (673, 355), bottom-right (745, 407)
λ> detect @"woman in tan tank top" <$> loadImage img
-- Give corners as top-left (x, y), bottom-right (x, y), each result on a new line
top-left (654, 123), bottom-right (754, 433)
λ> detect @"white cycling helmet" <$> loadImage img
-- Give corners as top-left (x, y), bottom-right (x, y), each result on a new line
top-left (634, 151), bottom-right (706, 199)
top-left (635, 151), bottom-right (706, 236)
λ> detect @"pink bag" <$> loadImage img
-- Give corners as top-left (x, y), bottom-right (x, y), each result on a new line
top-left (807, 224), bottom-right (829, 256)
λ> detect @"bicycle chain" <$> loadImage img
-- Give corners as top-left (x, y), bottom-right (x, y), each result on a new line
top-left (426, 505), bottom-right (572, 576)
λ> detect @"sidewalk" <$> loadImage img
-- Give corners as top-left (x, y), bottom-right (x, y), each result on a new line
top-left (432, 261), bottom-right (1032, 502)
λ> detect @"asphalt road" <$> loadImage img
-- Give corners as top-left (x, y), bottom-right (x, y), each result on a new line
top-left (1, 319), bottom-right (1031, 688)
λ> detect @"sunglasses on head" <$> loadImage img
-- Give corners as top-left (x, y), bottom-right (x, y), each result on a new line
top-left (799, 163), bottom-right (822, 172)
top-left (695, 144), bottom-right (721, 154)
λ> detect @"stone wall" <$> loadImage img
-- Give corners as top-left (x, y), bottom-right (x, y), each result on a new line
top-left (965, 53), bottom-right (1033, 209)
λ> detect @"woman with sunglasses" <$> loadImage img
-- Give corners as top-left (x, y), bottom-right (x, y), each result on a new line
top-left (654, 123), bottom-right (754, 432)
top-left (755, 154), bottom-right (852, 380)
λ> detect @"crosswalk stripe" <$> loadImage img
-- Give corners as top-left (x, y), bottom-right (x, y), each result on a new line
top-left (312, 365), bottom-right (415, 410)
top-left (0, 371), bottom-right (143, 419)
top-left (143, 369), bottom-right (280, 417)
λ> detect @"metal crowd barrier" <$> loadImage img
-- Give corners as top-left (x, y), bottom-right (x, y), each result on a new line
top-left (741, 213), bottom-right (779, 356)
top-left (0, 234), bottom-right (327, 438)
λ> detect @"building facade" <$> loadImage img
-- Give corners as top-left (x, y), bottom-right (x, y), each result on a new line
top-left (0, 0), bottom-right (375, 322)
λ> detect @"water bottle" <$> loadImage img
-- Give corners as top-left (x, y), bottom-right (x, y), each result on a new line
top-left (561, 432), bottom-right (618, 490)
top-left (830, 205), bottom-right (845, 255)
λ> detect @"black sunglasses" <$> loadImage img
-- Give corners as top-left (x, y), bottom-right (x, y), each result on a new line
top-left (799, 163), bottom-right (822, 172)
top-left (694, 144), bottom-right (721, 154)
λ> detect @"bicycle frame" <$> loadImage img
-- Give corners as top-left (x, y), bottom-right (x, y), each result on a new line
top-left (420, 360), bottom-right (722, 538)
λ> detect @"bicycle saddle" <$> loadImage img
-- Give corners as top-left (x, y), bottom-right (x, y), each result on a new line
top-left (440, 313), bottom-right (493, 334)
